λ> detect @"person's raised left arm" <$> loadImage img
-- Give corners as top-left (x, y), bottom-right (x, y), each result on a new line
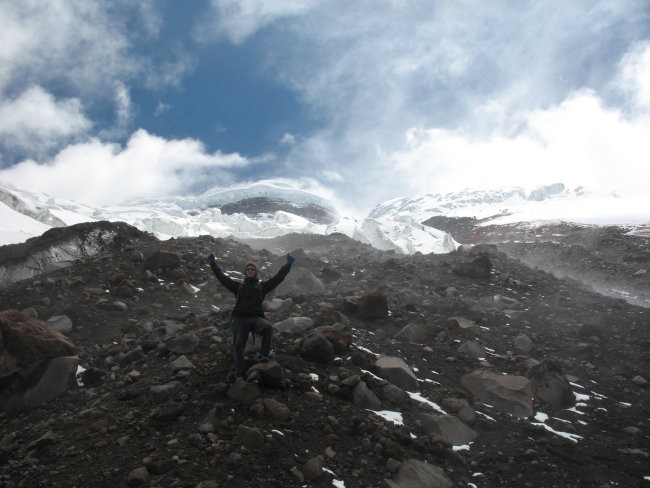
top-left (260, 254), bottom-right (294, 296)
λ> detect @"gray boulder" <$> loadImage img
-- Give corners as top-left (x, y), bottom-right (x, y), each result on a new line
top-left (143, 250), bottom-right (180, 271)
top-left (385, 459), bottom-right (453, 488)
top-left (457, 340), bottom-right (485, 359)
top-left (357, 292), bottom-right (389, 320)
top-left (273, 268), bottom-right (325, 297)
top-left (353, 381), bottom-right (382, 409)
top-left (273, 317), bottom-right (314, 335)
top-left (394, 323), bottom-right (429, 343)
top-left (528, 359), bottom-right (574, 408)
top-left (452, 255), bottom-right (491, 279)
top-left (461, 370), bottom-right (533, 417)
top-left (248, 361), bottom-right (286, 388)
top-left (409, 413), bottom-right (477, 445)
top-left (46, 315), bottom-right (73, 334)
top-left (0, 310), bottom-right (77, 415)
top-left (375, 355), bottom-right (418, 391)
top-left (514, 333), bottom-right (534, 353)
top-left (300, 333), bottom-right (335, 363)
top-left (166, 333), bottom-right (199, 354)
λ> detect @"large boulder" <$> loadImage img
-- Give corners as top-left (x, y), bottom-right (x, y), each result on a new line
top-left (394, 323), bottom-right (429, 343)
top-left (409, 413), bottom-right (477, 445)
top-left (453, 255), bottom-right (492, 279)
top-left (312, 325), bottom-right (352, 353)
top-left (528, 359), bottom-right (575, 408)
top-left (143, 250), bottom-right (181, 271)
top-left (375, 355), bottom-right (418, 390)
top-left (385, 459), bottom-right (453, 488)
top-left (273, 317), bottom-right (314, 335)
top-left (300, 333), bottom-right (335, 364)
top-left (461, 370), bottom-right (533, 418)
top-left (357, 292), bottom-right (389, 320)
top-left (0, 310), bottom-right (78, 414)
top-left (272, 268), bottom-right (325, 297)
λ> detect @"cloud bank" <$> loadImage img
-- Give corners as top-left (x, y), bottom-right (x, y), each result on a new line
top-left (0, 1), bottom-right (648, 216)
top-left (0, 130), bottom-right (248, 206)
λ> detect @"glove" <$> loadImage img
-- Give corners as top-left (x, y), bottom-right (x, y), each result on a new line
top-left (287, 253), bottom-right (295, 265)
top-left (208, 253), bottom-right (216, 265)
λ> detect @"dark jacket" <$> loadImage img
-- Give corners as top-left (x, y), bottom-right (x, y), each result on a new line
top-left (209, 261), bottom-right (292, 317)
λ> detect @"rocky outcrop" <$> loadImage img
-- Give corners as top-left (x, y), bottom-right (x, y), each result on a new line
top-left (0, 310), bottom-right (77, 414)
top-left (0, 221), bottom-right (153, 288)
top-left (461, 370), bottom-right (533, 418)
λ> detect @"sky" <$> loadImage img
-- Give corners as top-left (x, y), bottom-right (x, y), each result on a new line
top-left (0, 0), bottom-right (649, 217)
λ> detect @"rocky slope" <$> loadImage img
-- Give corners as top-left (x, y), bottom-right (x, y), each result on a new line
top-left (0, 223), bottom-right (649, 487)
top-left (424, 217), bottom-right (650, 308)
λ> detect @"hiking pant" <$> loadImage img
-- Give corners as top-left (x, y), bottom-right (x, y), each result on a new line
top-left (231, 316), bottom-right (273, 376)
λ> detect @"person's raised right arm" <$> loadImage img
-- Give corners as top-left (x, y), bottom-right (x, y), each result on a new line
top-left (208, 253), bottom-right (239, 295)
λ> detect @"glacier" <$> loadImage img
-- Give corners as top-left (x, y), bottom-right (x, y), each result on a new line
top-left (1, 181), bottom-right (648, 254)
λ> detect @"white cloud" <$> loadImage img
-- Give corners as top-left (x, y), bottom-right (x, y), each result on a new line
top-left (280, 133), bottom-right (296, 145)
top-left (617, 41), bottom-right (650, 110)
top-left (388, 89), bottom-right (650, 199)
top-left (0, 85), bottom-right (91, 150)
top-left (196, 0), bottom-right (314, 44)
top-left (320, 170), bottom-right (343, 183)
top-left (114, 82), bottom-right (132, 125)
top-left (155, 101), bottom-right (171, 116)
top-left (260, 2), bottom-right (650, 211)
top-left (0, 1), bottom-right (133, 94)
top-left (0, 0), bottom-right (191, 115)
top-left (0, 129), bottom-right (249, 206)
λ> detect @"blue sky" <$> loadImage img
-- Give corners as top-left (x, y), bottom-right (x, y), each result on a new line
top-left (0, 0), bottom-right (649, 216)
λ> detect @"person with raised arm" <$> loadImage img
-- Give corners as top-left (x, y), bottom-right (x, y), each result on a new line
top-left (208, 252), bottom-right (295, 381)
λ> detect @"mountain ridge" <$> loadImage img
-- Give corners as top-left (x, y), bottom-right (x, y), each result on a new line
top-left (1, 181), bottom-right (647, 256)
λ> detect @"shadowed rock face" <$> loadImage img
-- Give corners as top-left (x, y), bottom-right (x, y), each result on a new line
top-left (425, 217), bottom-right (650, 307)
top-left (0, 223), bottom-right (648, 487)
top-left (0, 310), bottom-right (77, 414)
top-left (218, 197), bottom-right (336, 224)
top-left (0, 221), bottom-right (156, 289)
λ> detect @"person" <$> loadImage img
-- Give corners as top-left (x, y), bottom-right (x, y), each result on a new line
top-left (208, 252), bottom-right (295, 381)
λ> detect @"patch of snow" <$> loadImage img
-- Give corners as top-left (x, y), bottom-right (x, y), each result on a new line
top-left (476, 411), bottom-right (497, 422)
top-left (361, 369), bottom-right (383, 381)
top-left (355, 345), bottom-right (379, 356)
top-left (530, 421), bottom-right (583, 443)
top-left (453, 444), bottom-right (471, 451)
top-left (371, 410), bottom-right (404, 425)
top-left (574, 392), bottom-right (591, 402)
top-left (407, 391), bottom-right (446, 414)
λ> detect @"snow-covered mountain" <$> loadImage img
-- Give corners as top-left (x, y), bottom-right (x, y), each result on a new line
top-left (371, 184), bottom-right (649, 228)
top-left (1, 181), bottom-right (647, 255)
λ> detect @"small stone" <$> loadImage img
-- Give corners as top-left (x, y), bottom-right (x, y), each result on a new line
top-left (305, 391), bottom-right (323, 402)
top-left (302, 455), bottom-right (324, 480)
top-left (46, 315), bottom-right (73, 334)
top-left (170, 355), bottom-right (194, 371)
top-left (622, 426), bottom-right (641, 434)
top-left (386, 458), bottom-right (401, 473)
top-left (235, 425), bottom-right (265, 450)
top-left (632, 375), bottom-right (647, 386)
top-left (127, 466), bottom-right (150, 487)
top-left (290, 466), bottom-right (305, 483)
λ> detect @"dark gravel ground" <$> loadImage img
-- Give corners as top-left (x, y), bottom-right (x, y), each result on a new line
top-left (0, 223), bottom-right (648, 487)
